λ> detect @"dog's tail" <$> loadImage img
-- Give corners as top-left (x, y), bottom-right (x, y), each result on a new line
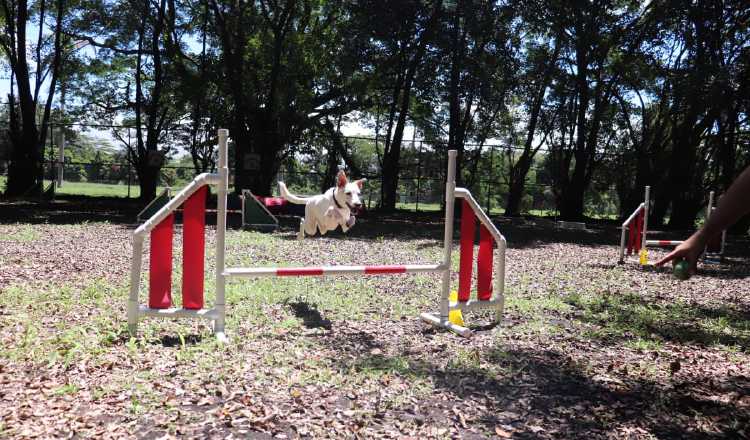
top-left (278, 182), bottom-right (310, 205)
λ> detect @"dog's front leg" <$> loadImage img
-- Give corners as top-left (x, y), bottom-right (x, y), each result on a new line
top-left (298, 218), bottom-right (305, 240)
top-left (340, 215), bottom-right (355, 233)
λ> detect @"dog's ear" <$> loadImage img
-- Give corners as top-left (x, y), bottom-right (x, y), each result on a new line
top-left (337, 170), bottom-right (347, 188)
top-left (354, 178), bottom-right (366, 189)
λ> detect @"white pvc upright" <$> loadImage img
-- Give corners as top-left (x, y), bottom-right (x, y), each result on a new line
top-left (214, 129), bottom-right (229, 342)
top-left (641, 186), bottom-right (650, 251)
top-left (439, 151), bottom-right (457, 322)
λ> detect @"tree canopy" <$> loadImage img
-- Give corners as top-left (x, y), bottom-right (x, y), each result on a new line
top-left (1, 0), bottom-right (748, 225)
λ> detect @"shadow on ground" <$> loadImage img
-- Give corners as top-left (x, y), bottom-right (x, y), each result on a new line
top-left (565, 292), bottom-right (750, 349)
top-left (312, 324), bottom-right (749, 439)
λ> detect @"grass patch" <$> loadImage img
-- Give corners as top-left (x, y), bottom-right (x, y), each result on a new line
top-left (53, 383), bottom-right (80, 396)
top-left (1, 224), bottom-right (41, 242)
top-left (566, 293), bottom-right (750, 349)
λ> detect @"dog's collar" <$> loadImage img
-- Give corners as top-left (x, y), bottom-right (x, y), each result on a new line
top-left (332, 187), bottom-right (345, 209)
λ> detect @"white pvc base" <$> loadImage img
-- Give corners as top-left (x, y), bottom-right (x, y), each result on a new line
top-left (138, 306), bottom-right (220, 320)
top-left (130, 307), bottom-right (228, 342)
top-left (420, 313), bottom-right (473, 338)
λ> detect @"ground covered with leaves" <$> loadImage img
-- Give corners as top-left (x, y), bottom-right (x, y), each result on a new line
top-left (1, 207), bottom-right (749, 439)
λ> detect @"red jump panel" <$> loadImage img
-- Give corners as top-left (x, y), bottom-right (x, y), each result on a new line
top-left (635, 211), bottom-right (643, 252)
top-left (458, 200), bottom-right (476, 302)
top-left (182, 186), bottom-right (207, 309)
top-left (627, 217), bottom-right (636, 255)
top-left (477, 224), bottom-right (493, 301)
top-left (149, 214), bottom-right (174, 309)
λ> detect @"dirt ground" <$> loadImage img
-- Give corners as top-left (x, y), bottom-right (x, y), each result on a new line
top-left (1, 200), bottom-right (748, 439)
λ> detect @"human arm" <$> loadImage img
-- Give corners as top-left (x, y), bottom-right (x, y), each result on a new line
top-left (656, 166), bottom-right (750, 271)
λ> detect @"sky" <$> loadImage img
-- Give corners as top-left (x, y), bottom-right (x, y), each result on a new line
top-left (0, 21), bottom-right (417, 154)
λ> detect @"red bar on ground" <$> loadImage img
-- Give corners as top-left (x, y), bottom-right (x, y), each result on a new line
top-left (458, 200), bottom-right (476, 302)
top-left (477, 224), bottom-right (493, 301)
top-left (182, 186), bottom-right (207, 310)
top-left (364, 265), bottom-right (407, 274)
top-left (278, 267), bottom-right (324, 276)
top-left (149, 214), bottom-right (174, 309)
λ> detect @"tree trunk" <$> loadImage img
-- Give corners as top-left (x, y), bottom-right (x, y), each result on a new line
top-left (381, 149), bottom-right (401, 211)
top-left (137, 163), bottom-right (159, 201)
top-left (234, 121), bottom-right (283, 196)
top-left (504, 155), bottom-right (533, 216)
top-left (558, 181), bottom-right (586, 220)
top-left (380, 1), bottom-right (442, 211)
top-left (6, 136), bottom-right (41, 196)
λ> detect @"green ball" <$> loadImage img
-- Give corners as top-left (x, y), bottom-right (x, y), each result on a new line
top-left (673, 260), bottom-right (690, 280)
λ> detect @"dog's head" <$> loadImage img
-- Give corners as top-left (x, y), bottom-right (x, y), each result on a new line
top-left (336, 170), bottom-right (365, 211)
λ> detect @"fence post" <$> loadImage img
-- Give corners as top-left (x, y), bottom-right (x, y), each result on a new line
top-left (486, 145), bottom-right (493, 214)
top-left (56, 129), bottom-right (65, 188)
top-left (127, 128), bottom-right (132, 198)
top-left (416, 140), bottom-right (422, 212)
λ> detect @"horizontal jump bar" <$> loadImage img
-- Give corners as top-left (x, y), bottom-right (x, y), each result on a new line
top-left (224, 264), bottom-right (446, 277)
top-left (448, 298), bottom-right (503, 312)
top-left (138, 306), bottom-right (219, 320)
top-left (646, 240), bottom-right (684, 246)
top-left (175, 208), bottom-right (242, 214)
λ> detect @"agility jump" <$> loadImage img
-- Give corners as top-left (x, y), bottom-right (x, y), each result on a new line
top-left (128, 129), bottom-right (507, 339)
top-left (619, 186), bottom-right (726, 264)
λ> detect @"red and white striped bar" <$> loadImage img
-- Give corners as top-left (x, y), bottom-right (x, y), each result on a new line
top-left (645, 240), bottom-right (684, 247)
top-left (224, 264), bottom-right (445, 278)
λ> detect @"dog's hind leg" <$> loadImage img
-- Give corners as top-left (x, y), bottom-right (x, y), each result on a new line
top-left (305, 220), bottom-right (318, 237)
top-left (298, 219), bottom-right (305, 241)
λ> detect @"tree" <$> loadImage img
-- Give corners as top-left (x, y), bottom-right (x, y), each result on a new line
top-left (208, 0), bottom-right (369, 195)
top-left (67, 0), bottom-right (189, 201)
top-left (540, 0), bottom-right (650, 220)
top-left (411, 0), bottom-right (516, 196)
top-left (502, 11), bottom-right (560, 216)
top-left (355, 0), bottom-right (442, 210)
top-left (659, 0), bottom-right (750, 228)
top-left (0, 0), bottom-right (65, 196)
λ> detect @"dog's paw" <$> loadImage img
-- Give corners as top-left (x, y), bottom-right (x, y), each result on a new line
top-left (346, 215), bottom-right (356, 228)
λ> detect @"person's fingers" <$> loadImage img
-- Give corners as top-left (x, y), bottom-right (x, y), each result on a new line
top-left (655, 249), bottom-right (681, 266)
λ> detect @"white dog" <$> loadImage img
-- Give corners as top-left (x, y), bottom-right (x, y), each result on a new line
top-left (278, 171), bottom-right (365, 240)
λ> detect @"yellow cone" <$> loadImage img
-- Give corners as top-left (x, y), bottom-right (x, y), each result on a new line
top-left (639, 249), bottom-right (648, 266)
top-left (449, 290), bottom-right (465, 326)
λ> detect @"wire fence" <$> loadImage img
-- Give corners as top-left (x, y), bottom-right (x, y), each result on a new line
top-left (0, 119), bottom-right (622, 218)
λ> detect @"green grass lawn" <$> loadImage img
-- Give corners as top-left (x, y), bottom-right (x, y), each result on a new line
top-left (1, 220), bottom-right (749, 438)
top-left (0, 175), bottom-right (170, 198)
top-left (52, 179), bottom-right (149, 198)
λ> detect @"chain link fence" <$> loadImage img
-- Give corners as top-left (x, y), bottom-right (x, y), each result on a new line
top-left (0, 120), bottom-right (621, 219)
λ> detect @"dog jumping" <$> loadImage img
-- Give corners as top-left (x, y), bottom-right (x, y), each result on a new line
top-left (278, 171), bottom-right (365, 240)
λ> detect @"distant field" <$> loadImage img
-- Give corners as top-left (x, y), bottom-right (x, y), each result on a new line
top-left (394, 202), bottom-right (572, 219)
top-left (51, 180), bottom-right (151, 198)
top-left (0, 176), bottom-right (168, 199)
top-left (0, 176), bottom-right (618, 220)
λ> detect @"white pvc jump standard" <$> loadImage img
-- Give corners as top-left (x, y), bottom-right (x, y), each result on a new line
top-left (619, 186), bottom-right (725, 264)
top-left (128, 129), bottom-right (229, 342)
top-left (128, 132), bottom-right (507, 340)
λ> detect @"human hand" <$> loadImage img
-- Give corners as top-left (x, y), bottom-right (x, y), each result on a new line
top-left (654, 232), bottom-right (707, 274)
